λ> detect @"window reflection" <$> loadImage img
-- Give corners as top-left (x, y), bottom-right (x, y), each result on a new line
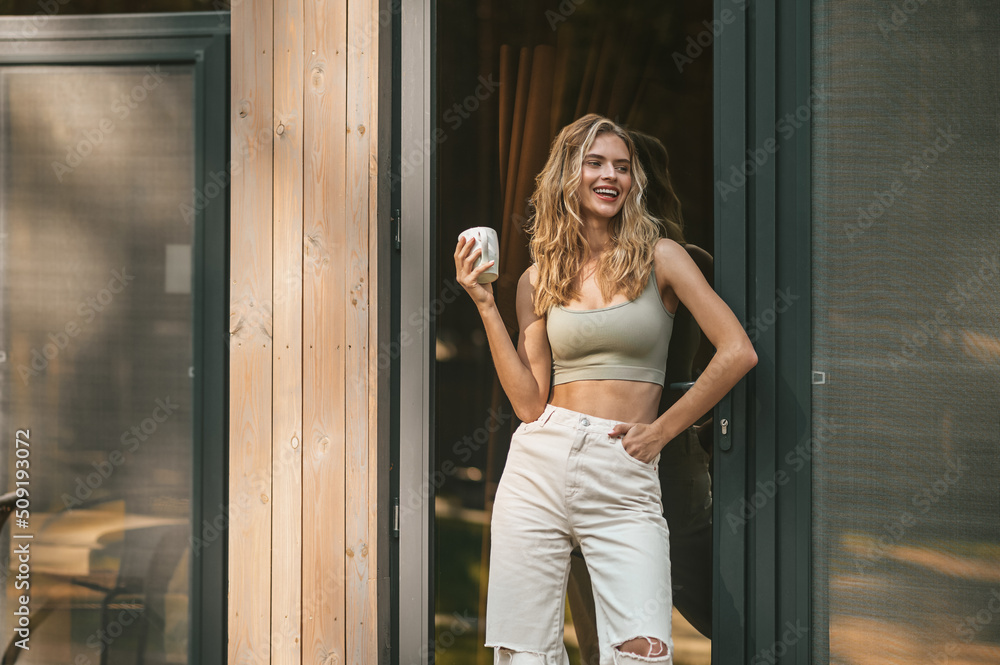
top-left (0, 66), bottom-right (194, 664)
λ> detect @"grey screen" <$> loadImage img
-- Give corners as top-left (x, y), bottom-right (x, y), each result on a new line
top-left (812, 2), bottom-right (1000, 663)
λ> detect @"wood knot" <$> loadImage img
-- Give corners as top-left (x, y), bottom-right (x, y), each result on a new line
top-left (311, 67), bottom-right (325, 91)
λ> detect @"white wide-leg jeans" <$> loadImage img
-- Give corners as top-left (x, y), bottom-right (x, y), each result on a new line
top-left (485, 404), bottom-right (674, 665)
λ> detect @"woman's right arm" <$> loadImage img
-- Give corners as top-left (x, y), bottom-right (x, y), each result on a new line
top-left (455, 237), bottom-right (551, 422)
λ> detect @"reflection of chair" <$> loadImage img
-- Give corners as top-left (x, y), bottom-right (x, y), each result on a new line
top-left (0, 492), bottom-right (16, 528)
top-left (2, 502), bottom-right (189, 665)
top-left (74, 523), bottom-right (190, 665)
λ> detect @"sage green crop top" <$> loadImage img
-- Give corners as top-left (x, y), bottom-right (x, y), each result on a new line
top-left (547, 267), bottom-right (675, 386)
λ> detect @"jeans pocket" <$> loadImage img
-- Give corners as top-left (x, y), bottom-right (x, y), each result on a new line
top-left (615, 438), bottom-right (656, 469)
top-left (517, 408), bottom-right (554, 435)
top-left (517, 418), bottom-right (543, 435)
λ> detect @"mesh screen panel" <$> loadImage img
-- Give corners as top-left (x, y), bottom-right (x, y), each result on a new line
top-left (812, 2), bottom-right (1000, 663)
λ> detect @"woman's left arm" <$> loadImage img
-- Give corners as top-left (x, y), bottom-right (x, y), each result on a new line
top-left (614, 239), bottom-right (757, 460)
top-left (653, 238), bottom-right (757, 441)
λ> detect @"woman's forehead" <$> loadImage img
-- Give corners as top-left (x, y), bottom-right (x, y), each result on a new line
top-left (585, 133), bottom-right (630, 160)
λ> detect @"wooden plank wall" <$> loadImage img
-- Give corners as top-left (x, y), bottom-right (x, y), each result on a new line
top-left (230, 0), bottom-right (388, 662)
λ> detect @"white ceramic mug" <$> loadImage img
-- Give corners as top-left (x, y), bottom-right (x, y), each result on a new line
top-left (459, 226), bottom-right (500, 284)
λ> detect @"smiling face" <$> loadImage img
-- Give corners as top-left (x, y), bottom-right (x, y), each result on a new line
top-left (575, 131), bottom-right (633, 225)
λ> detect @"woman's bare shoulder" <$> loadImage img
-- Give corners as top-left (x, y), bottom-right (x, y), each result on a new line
top-left (653, 237), bottom-right (689, 268)
top-left (516, 264), bottom-right (546, 327)
top-left (520, 264), bottom-right (540, 288)
top-left (516, 264), bottom-right (541, 307)
top-left (653, 238), bottom-right (709, 288)
top-left (680, 243), bottom-right (714, 284)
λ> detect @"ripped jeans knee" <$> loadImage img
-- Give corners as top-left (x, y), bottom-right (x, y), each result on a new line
top-left (612, 636), bottom-right (672, 664)
top-left (494, 646), bottom-right (550, 664)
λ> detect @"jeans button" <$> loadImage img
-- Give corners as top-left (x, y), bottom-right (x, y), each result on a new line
top-left (580, 417), bottom-right (590, 426)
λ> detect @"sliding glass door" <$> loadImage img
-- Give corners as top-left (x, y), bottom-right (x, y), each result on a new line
top-left (400, 2), bottom-right (717, 663)
top-left (0, 14), bottom-right (228, 665)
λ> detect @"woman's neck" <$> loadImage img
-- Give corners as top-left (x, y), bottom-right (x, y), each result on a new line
top-left (580, 216), bottom-right (612, 258)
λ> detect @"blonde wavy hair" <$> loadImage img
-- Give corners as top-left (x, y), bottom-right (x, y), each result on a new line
top-left (527, 114), bottom-right (663, 316)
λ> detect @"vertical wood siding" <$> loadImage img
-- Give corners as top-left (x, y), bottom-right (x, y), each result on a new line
top-left (346, 0), bottom-right (377, 662)
top-left (271, 0), bottom-right (305, 661)
top-left (302, 0), bottom-right (348, 661)
top-left (229, 0), bottom-right (273, 660)
top-left (230, 0), bottom-right (386, 662)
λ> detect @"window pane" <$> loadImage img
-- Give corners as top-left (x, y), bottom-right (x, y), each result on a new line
top-left (0, 65), bottom-right (194, 664)
top-left (811, 3), bottom-right (1000, 663)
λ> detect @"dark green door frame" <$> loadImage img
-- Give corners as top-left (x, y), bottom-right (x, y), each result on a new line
top-left (713, 1), bottom-right (813, 663)
top-left (0, 13), bottom-right (230, 665)
top-left (712, 0), bottom-right (749, 661)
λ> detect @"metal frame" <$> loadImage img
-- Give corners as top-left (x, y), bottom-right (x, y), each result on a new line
top-left (748, 0), bottom-right (780, 658)
top-left (775, 3), bottom-right (814, 663)
top-left (0, 13), bottom-right (230, 665)
top-left (386, 0), bottom-right (402, 662)
top-left (398, 1), bottom-right (435, 663)
top-left (712, 0), bottom-right (749, 661)
top-left (714, 1), bottom-right (813, 663)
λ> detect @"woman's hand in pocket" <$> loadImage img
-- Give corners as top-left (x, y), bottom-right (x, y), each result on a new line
top-left (608, 422), bottom-right (664, 464)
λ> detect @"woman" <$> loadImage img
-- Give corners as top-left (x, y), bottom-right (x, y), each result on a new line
top-left (567, 129), bottom-right (716, 664)
top-left (454, 114), bottom-right (756, 664)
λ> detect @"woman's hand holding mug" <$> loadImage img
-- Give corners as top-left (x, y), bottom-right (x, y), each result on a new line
top-left (455, 227), bottom-right (499, 308)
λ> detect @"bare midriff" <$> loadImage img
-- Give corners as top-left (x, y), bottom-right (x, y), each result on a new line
top-left (548, 379), bottom-right (663, 424)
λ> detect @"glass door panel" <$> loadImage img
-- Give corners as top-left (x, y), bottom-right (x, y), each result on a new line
top-left (432, 2), bottom-right (714, 663)
top-left (0, 63), bottom-right (195, 665)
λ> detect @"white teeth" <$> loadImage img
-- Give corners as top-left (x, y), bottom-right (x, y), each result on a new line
top-left (594, 188), bottom-right (618, 197)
